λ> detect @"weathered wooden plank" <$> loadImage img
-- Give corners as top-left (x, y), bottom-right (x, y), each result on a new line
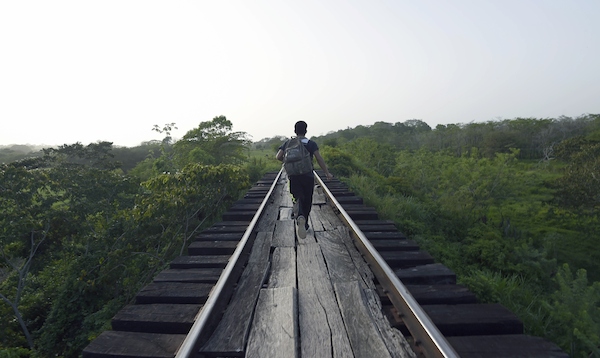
top-left (244, 194), bottom-right (268, 199)
top-left (170, 255), bottom-right (229, 269)
top-left (203, 225), bottom-right (249, 233)
top-left (279, 207), bottom-right (293, 220)
top-left (268, 247), bottom-right (297, 289)
top-left (246, 286), bottom-right (298, 358)
top-left (329, 191), bottom-right (357, 197)
top-left (222, 211), bottom-right (255, 221)
top-left (273, 220), bottom-right (295, 247)
top-left (187, 240), bottom-right (238, 255)
top-left (82, 331), bottom-right (185, 358)
top-left (327, 184), bottom-right (350, 189)
top-left (210, 220), bottom-right (251, 226)
top-left (317, 203), bottom-right (341, 231)
top-left (362, 288), bottom-right (416, 358)
top-left (379, 251), bottom-right (434, 268)
top-left (422, 303), bottom-right (523, 336)
top-left (334, 196), bottom-right (363, 204)
top-left (354, 219), bottom-right (395, 225)
top-left (365, 232), bottom-right (407, 240)
top-left (153, 268), bottom-right (223, 283)
top-left (194, 232), bottom-right (243, 241)
top-left (135, 282), bottom-right (213, 304)
top-left (245, 189), bottom-right (269, 196)
top-left (342, 205), bottom-right (378, 212)
top-left (370, 239), bottom-right (420, 251)
top-left (334, 281), bottom-right (393, 358)
top-left (313, 185), bottom-right (327, 205)
top-left (256, 179), bottom-right (276, 186)
top-left (357, 224), bottom-right (399, 232)
top-left (297, 243), bottom-right (353, 358)
top-left (307, 205), bottom-right (326, 232)
top-left (316, 230), bottom-right (363, 284)
top-left (346, 210), bottom-right (379, 220)
top-left (447, 334), bottom-right (569, 358)
top-left (318, 227), bottom-right (415, 358)
top-left (278, 184), bottom-right (294, 208)
top-left (200, 260), bottom-right (270, 355)
top-left (407, 284), bottom-right (477, 305)
top-left (248, 231), bottom-right (273, 264)
top-left (255, 183), bottom-right (283, 232)
top-left (395, 263), bottom-right (456, 285)
top-left (112, 303), bottom-right (200, 334)
top-left (247, 186), bottom-right (270, 192)
top-left (229, 204), bottom-right (261, 211)
top-left (334, 226), bottom-right (377, 290)
top-left (378, 284), bottom-right (477, 306)
top-left (234, 197), bottom-right (265, 204)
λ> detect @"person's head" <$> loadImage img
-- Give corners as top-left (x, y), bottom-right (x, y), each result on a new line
top-left (294, 121), bottom-right (307, 136)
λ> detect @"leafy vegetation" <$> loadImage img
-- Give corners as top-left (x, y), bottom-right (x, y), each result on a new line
top-left (2, 113), bottom-right (599, 357)
top-left (315, 114), bottom-right (600, 357)
top-left (0, 116), bottom-right (277, 357)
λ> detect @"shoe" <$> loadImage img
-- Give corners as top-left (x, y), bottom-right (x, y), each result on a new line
top-left (297, 216), bottom-right (306, 239)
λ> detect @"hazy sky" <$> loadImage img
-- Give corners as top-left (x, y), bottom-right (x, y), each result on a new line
top-left (1, 0), bottom-right (599, 147)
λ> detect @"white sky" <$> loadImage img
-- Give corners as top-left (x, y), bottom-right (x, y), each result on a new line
top-left (1, 0), bottom-right (599, 147)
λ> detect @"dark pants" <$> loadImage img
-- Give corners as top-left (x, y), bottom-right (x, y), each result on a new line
top-left (289, 174), bottom-right (314, 220)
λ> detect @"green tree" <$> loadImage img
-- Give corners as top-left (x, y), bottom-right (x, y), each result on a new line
top-left (341, 138), bottom-right (396, 176)
top-left (137, 163), bottom-right (249, 255)
top-left (0, 163), bottom-right (56, 350)
top-left (173, 116), bottom-right (250, 167)
top-left (42, 141), bottom-right (119, 170)
top-left (544, 264), bottom-right (600, 357)
top-left (554, 137), bottom-right (600, 214)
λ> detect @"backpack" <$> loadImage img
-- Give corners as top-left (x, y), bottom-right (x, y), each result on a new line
top-left (283, 137), bottom-right (313, 176)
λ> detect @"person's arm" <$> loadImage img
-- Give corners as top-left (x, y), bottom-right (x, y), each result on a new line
top-left (313, 150), bottom-right (333, 180)
top-left (276, 149), bottom-right (284, 161)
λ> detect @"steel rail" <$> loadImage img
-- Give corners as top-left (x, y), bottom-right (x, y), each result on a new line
top-left (175, 168), bottom-right (283, 358)
top-left (315, 173), bottom-right (459, 358)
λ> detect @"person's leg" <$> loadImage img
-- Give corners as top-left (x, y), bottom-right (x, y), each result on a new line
top-left (289, 176), bottom-right (304, 216)
top-left (289, 175), bottom-right (311, 238)
top-left (300, 175), bottom-right (314, 222)
top-left (294, 175), bottom-right (313, 231)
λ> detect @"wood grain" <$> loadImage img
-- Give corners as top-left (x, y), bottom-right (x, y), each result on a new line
top-left (246, 287), bottom-right (298, 358)
top-left (297, 243), bottom-right (353, 358)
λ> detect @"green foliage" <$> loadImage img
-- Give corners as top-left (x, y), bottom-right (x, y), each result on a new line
top-left (0, 120), bottom-right (253, 356)
top-left (173, 116), bottom-right (250, 167)
top-left (1, 159), bottom-right (250, 356)
top-left (553, 136), bottom-right (600, 214)
top-left (320, 115), bottom-right (600, 357)
top-left (42, 142), bottom-right (120, 170)
top-left (319, 146), bottom-right (365, 177)
top-left (0, 347), bottom-right (31, 358)
top-left (343, 174), bottom-right (432, 236)
top-left (543, 265), bottom-right (600, 357)
top-left (110, 142), bottom-right (162, 173)
top-left (3, 114), bottom-right (600, 356)
top-left (315, 114), bottom-right (599, 160)
top-left (137, 163), bottom-right (249, 254)
top-left (340, 138), bottom-right (396, 176)
top-left (251, 136), bottom-right (287, 151)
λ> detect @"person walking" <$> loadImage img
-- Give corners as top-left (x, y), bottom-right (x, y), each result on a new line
top-left (276, 121), bottom-right (333, 238)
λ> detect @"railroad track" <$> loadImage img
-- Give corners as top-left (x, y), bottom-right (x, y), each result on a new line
top-left (83, 169), bottom-right (567, 358)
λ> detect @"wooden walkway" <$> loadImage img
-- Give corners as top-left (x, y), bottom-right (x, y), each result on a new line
top-left (199, 176), bottom-right (416, 358)
top-left (83, 171), bottom-right (568, 357)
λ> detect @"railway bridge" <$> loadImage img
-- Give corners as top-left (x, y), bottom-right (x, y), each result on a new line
top-left (83, 170), bottom-right (566, 357)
